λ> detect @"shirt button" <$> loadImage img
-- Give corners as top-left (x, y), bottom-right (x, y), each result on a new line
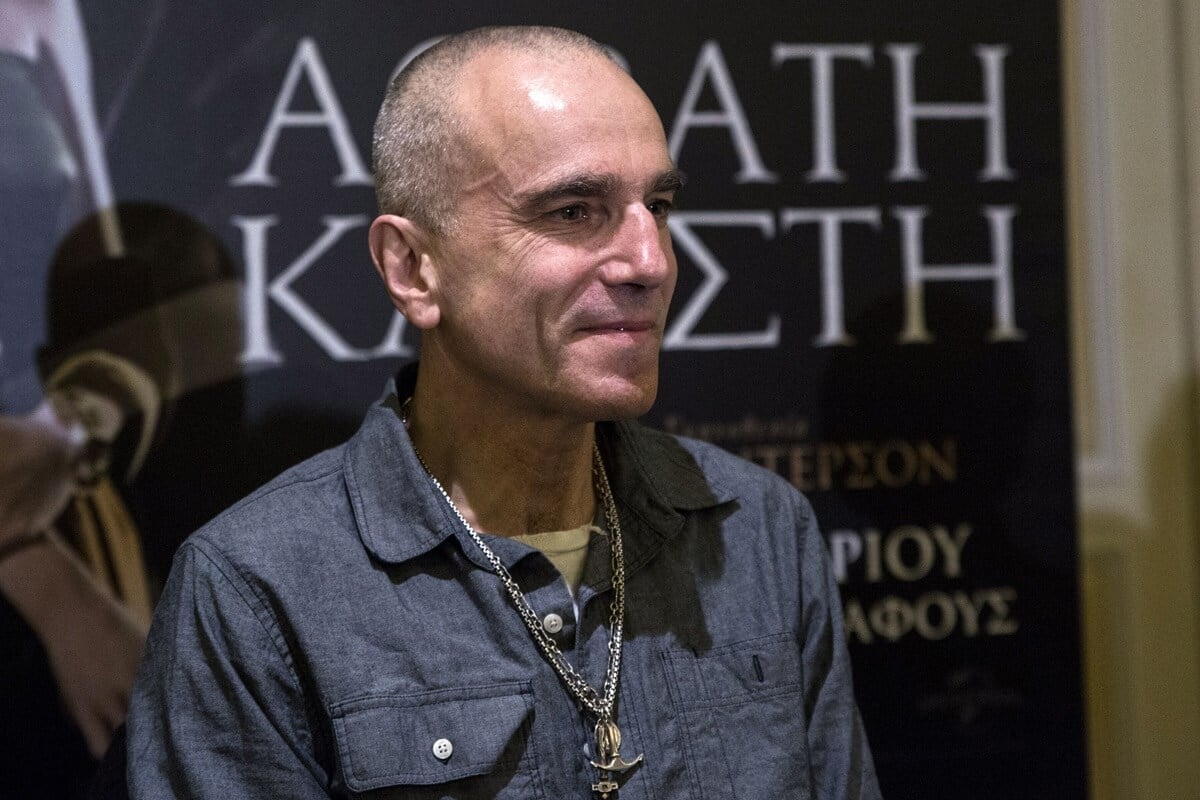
top-left (542, 612), bottom-right (564, 634)
top-left (432, 738), bottom-right (453, 760)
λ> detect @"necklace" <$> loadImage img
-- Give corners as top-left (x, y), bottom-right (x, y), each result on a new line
top-left (402, 404), bottom-right (642, 798)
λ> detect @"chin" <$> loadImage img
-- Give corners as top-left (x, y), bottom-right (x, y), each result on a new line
top-left (581, 373), bottom-right (659, 421)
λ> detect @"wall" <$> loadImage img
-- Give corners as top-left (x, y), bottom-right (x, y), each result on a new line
top-left (1065, 0), bottom-right (1200, 796)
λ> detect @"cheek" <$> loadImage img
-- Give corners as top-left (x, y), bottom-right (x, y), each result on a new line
top-left (501, 229), bottom-right (546, 272)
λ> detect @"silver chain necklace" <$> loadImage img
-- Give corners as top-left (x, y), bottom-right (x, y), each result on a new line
top-left (403, 404), bottom-right (642, 798)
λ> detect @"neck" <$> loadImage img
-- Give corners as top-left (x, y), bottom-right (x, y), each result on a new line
top-left (405, 369), bottom-right (597, 538)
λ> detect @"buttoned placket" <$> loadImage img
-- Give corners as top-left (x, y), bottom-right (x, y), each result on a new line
top-left (466, 523), bottom-right (666, 797)
top-left (461, 530), bottom-right (596, 793)
top-left (566, 511), bottom-right (674, 799)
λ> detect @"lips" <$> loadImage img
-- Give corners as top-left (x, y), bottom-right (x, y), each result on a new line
top-left (580, 319), bottom-right (656, 334)
top-left (576, 319), bottom-right (661, 346)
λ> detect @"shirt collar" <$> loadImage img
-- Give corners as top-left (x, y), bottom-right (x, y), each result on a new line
top-left (344, 362), bottom-right (732, 566)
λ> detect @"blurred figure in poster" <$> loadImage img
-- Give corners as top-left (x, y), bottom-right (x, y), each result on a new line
top-left (40, 201), bottom-right (252, 594)
top-left (1, 195), bottom-right (252, 794)
top-left (0, 0), bottom-right (145, 795)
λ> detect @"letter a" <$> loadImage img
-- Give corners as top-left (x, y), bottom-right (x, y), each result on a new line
top-left (668, 41), bottom-right (778, 183)
top-left (231, 38), bottom-right (371, 187)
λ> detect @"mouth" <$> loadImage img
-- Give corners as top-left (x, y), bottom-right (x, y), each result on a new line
top-left (585, 321), bottom-right (653, 332)
top-left (577, 320), bottom-right (659, 340)
top-left (576, 310), bottom-right (659, 332)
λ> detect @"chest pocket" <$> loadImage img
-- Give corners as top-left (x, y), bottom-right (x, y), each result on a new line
top-left (662, 632), bottom-right (811, 800)
top-left (329, 682), bottom-right (545, 799)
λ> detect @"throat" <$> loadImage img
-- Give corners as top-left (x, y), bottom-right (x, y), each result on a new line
top-left (402, 391), bottom-right (599, 536)
top-left (426, 446), bottom-right (597, 538)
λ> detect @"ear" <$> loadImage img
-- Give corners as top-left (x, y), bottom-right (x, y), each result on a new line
top-left (368, 214), bottom-right (441, 329)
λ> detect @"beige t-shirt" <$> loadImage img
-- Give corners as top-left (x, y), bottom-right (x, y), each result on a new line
top-left (513, 523), bottom-right (597, 596)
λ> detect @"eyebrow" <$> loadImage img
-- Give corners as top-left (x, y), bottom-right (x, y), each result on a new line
top-left (651, 168), bottom-right (687, 195)
top-left (515, 168), bottom-right (686, 214)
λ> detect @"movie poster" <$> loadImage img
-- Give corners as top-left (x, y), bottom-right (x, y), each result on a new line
top-left (0, 2), bottom-right (1083, 797)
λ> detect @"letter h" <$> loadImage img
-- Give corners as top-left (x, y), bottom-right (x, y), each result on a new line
top-left (887, 44), bottom-right (1014, 182)
top-left (894, 206), bottom-right (1024, 343)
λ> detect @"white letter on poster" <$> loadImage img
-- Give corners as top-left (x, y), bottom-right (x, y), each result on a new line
top-left (779, 206), bottom-right (882, 345)
top-left (887, 44), bottom-right (1014, 182)
top-left (828, 530), bottom-right (864, 584)
top-left (235, 214), bottom-right (402, 364)
top-left (771, 44), bottom-right (874, 183)
top-left (664, 211), bottom-right (781, 350)
top-left (668, 41), bottom-right (778, 183)
top-left (893, 205), bottom-right (1024, 343)
top-left (230, 38), bottom-right (371, 187)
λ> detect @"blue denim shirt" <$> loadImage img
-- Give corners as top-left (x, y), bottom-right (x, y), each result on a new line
top-left (128, 370), bottom-right (881, 799)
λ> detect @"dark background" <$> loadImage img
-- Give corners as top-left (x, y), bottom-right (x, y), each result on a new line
top-left (27, 2), bottom-right (1085, 797)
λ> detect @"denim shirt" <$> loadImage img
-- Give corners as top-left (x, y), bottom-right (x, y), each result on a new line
top-left (127, 372), bottom-right (881, 799)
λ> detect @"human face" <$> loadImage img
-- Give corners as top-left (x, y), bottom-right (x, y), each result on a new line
top-left (424, 49), bottom-right (680, 423)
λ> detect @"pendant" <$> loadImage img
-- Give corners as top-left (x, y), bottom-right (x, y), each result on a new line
top-left (589, 718), bottom-right (643, 797)
top-left (591, 775), bottom-right (620, 799)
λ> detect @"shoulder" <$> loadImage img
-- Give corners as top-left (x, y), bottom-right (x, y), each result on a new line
top-left (183, 443), bottom-right (353, 573)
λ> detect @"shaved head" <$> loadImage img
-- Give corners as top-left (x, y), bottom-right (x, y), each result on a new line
top-left (372, 26), bottom-right (616, 235)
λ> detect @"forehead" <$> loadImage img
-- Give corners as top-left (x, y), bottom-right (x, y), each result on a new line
top-left (453, 47), bottom-right (673, 195)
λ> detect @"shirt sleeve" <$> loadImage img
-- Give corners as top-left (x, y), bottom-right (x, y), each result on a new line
top-left (127, 540), bottom-right (331, 799)
top-left (795, 492), bottom-right (884, 800)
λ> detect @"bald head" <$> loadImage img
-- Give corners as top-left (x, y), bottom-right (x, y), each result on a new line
top-left (372, 26), bottom-right (619, 235)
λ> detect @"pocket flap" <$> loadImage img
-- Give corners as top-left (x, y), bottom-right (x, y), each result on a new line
top-left (330, 683), bottom-right (533, 792)
top-left (663, 632), bottom-right (802, 708)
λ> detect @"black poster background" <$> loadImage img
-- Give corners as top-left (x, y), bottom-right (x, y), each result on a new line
top-left (19, 1), bottom-right (1084, 797)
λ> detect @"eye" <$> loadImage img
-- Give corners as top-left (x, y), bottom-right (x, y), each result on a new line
top-left (553, 204), bottom-right (588, 222)
top-left (647, 198), bottom-right (674, 219)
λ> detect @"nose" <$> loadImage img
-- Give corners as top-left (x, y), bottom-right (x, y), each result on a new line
top-left (602, 204), bottom-right (675, 290)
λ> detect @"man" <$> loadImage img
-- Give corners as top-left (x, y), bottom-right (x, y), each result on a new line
top-left (128, 25), bottom-right (881, 799)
